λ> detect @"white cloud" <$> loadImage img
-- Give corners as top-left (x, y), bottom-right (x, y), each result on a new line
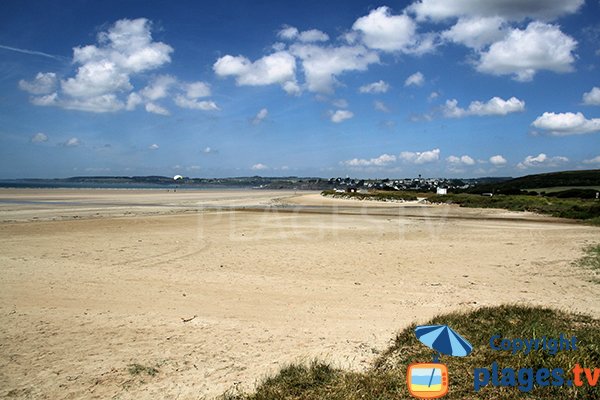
top-left (476, 22), bottom-right (577, 82)
top-left (22, 18), bottom-right (173, 113)
top-left (278, 26), bottom-right (299, 40)
top-left (252, 108), bottom-right (268, 124)
top-left (405, 71), bottom-right (425, 87)
top-left (64, 137), bottom-right (80, 147)
top-left (174, 95), bottom-right (219, 111)
top-left (374, 100), bottom-right (389, 112)
top-left (61, 60), bottom-right (132, 98)
top-left (407, 0), bottom-right (584, 22)
top-left (19, 72), bottom-right (57, 94)
top-left (352, 6), bottom-right (434, 54)
top-left (125, 92), bottom-right (142, 110)
top-left (31, 132), bottom-right (48, 143)
top-left (447, 155), bottom-right (475, 165)
top-left (582, 87), bottom-right (600, 106)
top-left (583, 156), bottom-right (600, 164)
top-left (145, 102), bottom-right (170, 116)
top-left (203, 146), bottom-right (217, 154)
top-left (60, 94), bottom-right (125, 113)
top-left (442, 17), bottom-right (507, 49)
top-left (359, 80), bottom-right (389, 93)
top-left (213, 51), bottom-right (297, 92)
top-left (489, 155), bottom-right (508, 165)
top-left (298, 29), bottom-right (329, 43)
top-left (531, 112), bottom-right (600, 136)
top-left (282, 80), bottom-right (301, 95)
top-left (185, 81), bottom-right (211, 98)
top-left (442, 96), bottom-right (525, 118)
top-left (290, 43), bottom-right (379, 93)
top-left (332, 99), bottom-right (348, 108)
top-left (140, 75), bottom-right (176, 100)
top-left (399, 148), bottom-right (440, 164)
top-left (516, 153), bottom-right (569, 169)
top-left (251, 163), bottom-right (268, 171)
top-left (428, 91), bottom-right (440, 101)
top-left (343, 153), bottom-right (396, 167)
top-left (330, 109), bottom-right (354, 123)
top-left (149, 143), bottom-right (159, 150)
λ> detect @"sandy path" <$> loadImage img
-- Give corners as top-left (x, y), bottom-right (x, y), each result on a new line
top-left (1, 189), bottom-right (599, 399)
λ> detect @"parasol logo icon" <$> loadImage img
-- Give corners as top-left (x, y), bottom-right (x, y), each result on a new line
top-left (407, 325), bottom-right (473, 398)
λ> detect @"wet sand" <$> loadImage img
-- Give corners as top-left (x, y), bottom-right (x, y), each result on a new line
top-left (1, 189), bottom-right (599, 399)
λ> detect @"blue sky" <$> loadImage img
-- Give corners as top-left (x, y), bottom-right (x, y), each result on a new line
top-left (1, 0), bottom-right (599, 179)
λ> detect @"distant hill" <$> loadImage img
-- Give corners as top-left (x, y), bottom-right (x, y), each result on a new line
top-left (469, 169), bottom-right (600, 194)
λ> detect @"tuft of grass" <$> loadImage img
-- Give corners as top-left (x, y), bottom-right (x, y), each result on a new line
top-left (322, 190), bottom-right (418, 202)
top-left (127, 363), bottom-right (159, 377)
top-left (575, 244), bottom-right (600, 283)
top-left (222, 305), bottom-right (600, 399)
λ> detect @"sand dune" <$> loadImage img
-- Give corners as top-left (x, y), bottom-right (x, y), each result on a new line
top-left (1, 189), bottom-right (599, 399)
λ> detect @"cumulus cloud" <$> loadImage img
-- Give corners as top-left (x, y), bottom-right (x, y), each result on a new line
top-left (278, 26), bottom-right (299, 40)
top-left (19, 72), bottom-right (57, 95)
top-left (64, 137), bottom-right (80, 147)
top-left (447, 155), bottom-right (475, 165)
top-left (476, 22), bottom-right (577, 82)
top-left (374, 100), bottom-right (389, 112)
top-left (332, 99), bottom-right (348, 108)
top-left (582, 87), bottom-right (600, 106)
top-left (290, 43), bottom-right (379, 93)
top-left (405, 71), bottom-right (425, 87)
top-left (278, 26), bottom-right (329, 43)
top-left (359, 80), bottom-right (389, 93)
top-left (399, 148), bottom-right (440, 164)
top-left (213, 51), bottom-right (297, 92)
top-left (489, 155), bottom-right (508, 165)
top-left (145, 102), bottom-right (170, 116)
top-left (442, 17), bottom-right (507, 49)
top-left (21, 18), bottom-right (173, 113)
top-left (583, 156), bottom-right (600, 164)
top-left (185, 81), bottom-right (211, 98)
top-left (407, 0), bottom-right (584, 22)
top-left (251, 163), bottom-right (268, 171)
top-left (352, 6), bottom-right (435, 54)
top-left (252, 108), bottom-right (268, 124)
top-left (174, 95), bottom-right (219, 111)
top-left (342, 153), bottom-right (396, 167)
top-left (31, 132), bottom-right (48, 143)
top-left (442, 96), bottom-right (525, 118)
top-left (531, 112), bottom-right (600, 136)
top-left (516, 153), bottom-right (569, 169)
top-left (149, 143), bottom-right (159, 150)
top-left (330, 109), bottom-right (354, 123)
top-left (298, 29), bottom-right (329, 43)
top-left (139, 75), bottom-right (176, 100)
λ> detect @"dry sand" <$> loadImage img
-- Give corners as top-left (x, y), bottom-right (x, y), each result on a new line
top-left (1, 189), bottom-right (599, 399)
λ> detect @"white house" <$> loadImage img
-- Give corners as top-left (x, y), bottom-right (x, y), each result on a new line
top-left (436, 187), bottom-right (447, 195)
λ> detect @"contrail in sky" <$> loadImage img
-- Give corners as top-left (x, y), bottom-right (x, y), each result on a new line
top-left (0, 44), bottom-right (66, 60)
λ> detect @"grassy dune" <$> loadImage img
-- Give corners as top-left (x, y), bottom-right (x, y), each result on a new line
top-left (221, 247), bottom-right (600, 399)
top-left (221, 305), bottom-right (600, 400)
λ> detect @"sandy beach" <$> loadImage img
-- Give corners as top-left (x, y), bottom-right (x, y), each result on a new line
top-left (1, 189), bottom-right (599, 399)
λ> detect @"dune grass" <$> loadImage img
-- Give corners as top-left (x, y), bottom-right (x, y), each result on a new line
top-left (221, 305), bottom-right (600, 399)
top-left (321, 190), bottom-right (418, 202)
top-left (575, 244), bottom-right (600, 283)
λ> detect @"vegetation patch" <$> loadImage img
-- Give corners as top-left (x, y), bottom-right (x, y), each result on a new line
top-left (322, 190), bottom-right (418, 202)
top-left (574, 244), bottom-right (600, 283)
top-left (221, 305), bottom-right (600, 399)
top-left (127, 363), bottom-right (159, 377)
top-left (424, 193), bottom-right (600, 222)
